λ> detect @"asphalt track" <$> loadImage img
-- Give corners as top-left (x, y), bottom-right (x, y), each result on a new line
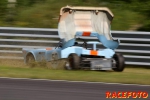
top-left (0, 78), bottom-right (149, 100)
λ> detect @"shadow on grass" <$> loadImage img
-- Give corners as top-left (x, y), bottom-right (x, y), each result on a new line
top-left (126, 65), bottom-right (150, 69)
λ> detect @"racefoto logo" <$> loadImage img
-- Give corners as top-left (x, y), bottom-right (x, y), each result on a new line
top-left (106, 91), bottom-right (148, 99)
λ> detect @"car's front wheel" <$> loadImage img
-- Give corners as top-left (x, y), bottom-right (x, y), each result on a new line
top-left (65, 53), bottom-right (80, 70)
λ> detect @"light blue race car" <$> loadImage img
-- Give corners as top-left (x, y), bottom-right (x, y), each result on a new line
top-left (22, 6), bottom-right (125, 71)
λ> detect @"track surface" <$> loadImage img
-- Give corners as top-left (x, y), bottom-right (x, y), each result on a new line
top-left (0, 78), bottom-right (149, 100)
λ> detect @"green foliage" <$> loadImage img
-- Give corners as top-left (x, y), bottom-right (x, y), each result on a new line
top-left (128, 0), bottom-right (150, 31)
top-left (16, 0), bottom-right (46, 7)
top-left (0, 0), bottom-right (7, 17)
top-left (0, 0), bottom-right (150, 31)
top-left (138, 20), bottom-right (150, 31)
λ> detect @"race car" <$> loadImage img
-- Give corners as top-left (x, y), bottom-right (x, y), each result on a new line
top-left (22, 6), bottom-right (125, 71)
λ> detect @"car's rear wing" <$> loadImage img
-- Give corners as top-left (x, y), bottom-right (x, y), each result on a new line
top-left (58, 6), bottom-right (119, 50)
top-left (59, 6), bottom-right (114, 21)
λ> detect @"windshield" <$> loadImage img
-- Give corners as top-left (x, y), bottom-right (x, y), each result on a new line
top-left (58, 10), bottom-right (112, 42)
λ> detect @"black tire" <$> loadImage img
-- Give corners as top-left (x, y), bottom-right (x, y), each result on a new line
top-left (113, 53), bottom-right (125, 72)
top-left (68, 53), bottom-right (80, 70)
top-left (26, 54), bottom-right (35, 67)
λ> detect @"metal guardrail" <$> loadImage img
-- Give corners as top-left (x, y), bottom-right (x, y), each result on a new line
top-left (0, 27), bottom-right (150, 66)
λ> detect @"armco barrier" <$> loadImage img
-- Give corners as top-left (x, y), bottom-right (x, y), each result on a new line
top-left (0, 27), bottom-right (150, 66)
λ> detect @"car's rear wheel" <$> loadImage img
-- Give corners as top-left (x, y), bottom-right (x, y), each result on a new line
top-left (26, 54), bottom-right (36, 67)
top-left (65, 53), bottom-right (80, 70)
top-left (113, 53), bottom-right (125, 72)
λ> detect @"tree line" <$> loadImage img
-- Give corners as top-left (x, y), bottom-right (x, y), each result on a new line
top-left (0, 0), bottom-right (150, 31)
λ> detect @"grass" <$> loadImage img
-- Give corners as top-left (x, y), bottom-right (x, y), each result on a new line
top-left (0, 63), bottom-right (149, 85)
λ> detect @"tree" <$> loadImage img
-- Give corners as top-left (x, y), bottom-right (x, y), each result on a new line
top-left (16, 0), bottom-right (45, 7)
top-left (129, 0), bottom-right (150, 31)
top-left (0, 0), bottom-right (7, 18)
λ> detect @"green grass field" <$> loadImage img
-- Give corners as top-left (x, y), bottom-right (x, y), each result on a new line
top-left (0, 63), bottom-right (149, 85)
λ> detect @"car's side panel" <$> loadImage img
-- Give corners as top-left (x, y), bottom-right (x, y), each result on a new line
top-left (98, 49), bottom-right (115, 58)
top-left (45, 49), bottom-right (62, 61)
top-left (25, 50), bottom-right (46, 62)
top-left (60, 46), bottom-right (115, 59)
top-left (61, 46), bottom-right (83, 58)
top-left (23, 48), bottom-right (55, 63)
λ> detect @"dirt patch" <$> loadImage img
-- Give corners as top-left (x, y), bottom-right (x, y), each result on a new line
top-left (0, 59), bottom-right (67, 69)
top-left (47, 59), bottom-right (67, 69)
top-left (0, 59), bottom-right (26, 67)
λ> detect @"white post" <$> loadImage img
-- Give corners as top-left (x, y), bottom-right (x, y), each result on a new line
top-left (7, 0), bottom-right (17, 22)
top-left (7, 0), bottom-right (16, 8)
